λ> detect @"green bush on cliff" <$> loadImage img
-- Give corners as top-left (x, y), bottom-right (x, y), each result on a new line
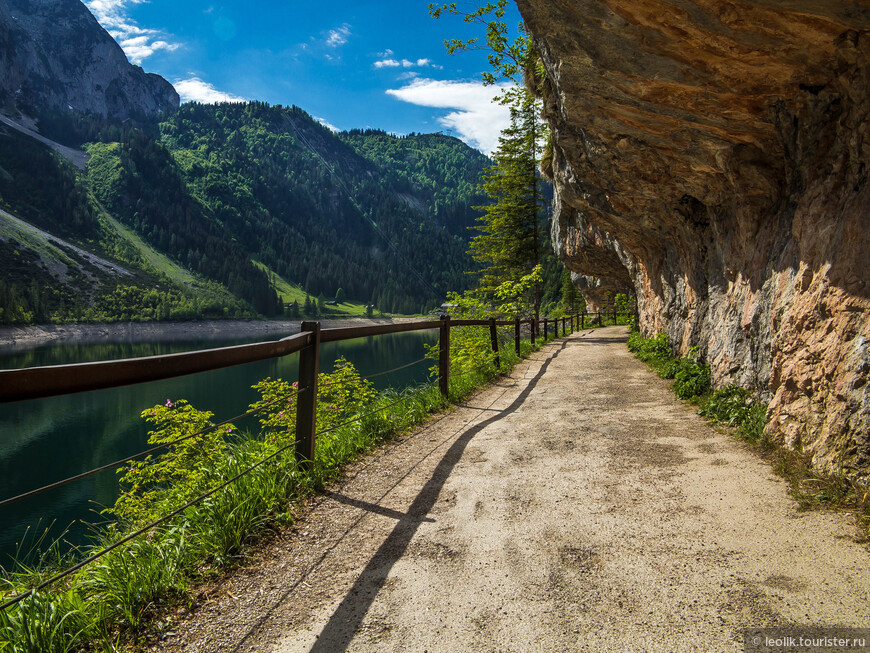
top-left (627, 332), bottom-right (710, 400)
top-left (698, 385), bottom-right (768, 445)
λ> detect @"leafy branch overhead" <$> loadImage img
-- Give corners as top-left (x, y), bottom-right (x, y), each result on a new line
top-left (428, 0), bottom-right (535, 87)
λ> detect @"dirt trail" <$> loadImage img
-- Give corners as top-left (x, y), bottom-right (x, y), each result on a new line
top-left (152, 327), bottom-right (870, 653)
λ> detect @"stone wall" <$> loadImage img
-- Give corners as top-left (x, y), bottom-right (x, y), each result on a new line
top-left (517, 0), bottom-right (870, 480)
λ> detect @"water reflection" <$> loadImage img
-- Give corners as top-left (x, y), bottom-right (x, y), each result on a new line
top-left (0, 330), bottom-right (436, 563)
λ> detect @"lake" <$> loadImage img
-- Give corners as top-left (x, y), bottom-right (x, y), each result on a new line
top-left (0, 328), bottom-right (437, 565)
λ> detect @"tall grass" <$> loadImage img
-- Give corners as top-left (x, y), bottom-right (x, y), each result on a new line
top-left (0, 324), bottom-right (550, 651)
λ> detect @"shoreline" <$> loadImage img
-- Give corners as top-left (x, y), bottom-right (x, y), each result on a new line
top-left (0, 317), bottom-right (427, 350)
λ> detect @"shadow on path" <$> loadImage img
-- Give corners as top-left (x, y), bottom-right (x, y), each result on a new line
top-left (306, 339), bottom-right (568, 653)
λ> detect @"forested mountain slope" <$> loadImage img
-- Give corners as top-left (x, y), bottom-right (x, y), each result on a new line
top-left (158, 102), bottom-right (488, 313)
top-left (0, 101), bottom-right (490, 323)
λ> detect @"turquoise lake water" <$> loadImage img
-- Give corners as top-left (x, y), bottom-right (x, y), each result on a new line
top-left (0, 329), bottom-right (436, 565)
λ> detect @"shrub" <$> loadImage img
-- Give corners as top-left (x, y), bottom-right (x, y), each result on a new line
top-left (671, 352), bottom-right (711, 400)
top-left (699, 385), bottom-right (768, 444)
top-left (628, 333), bottom-right (710, 399)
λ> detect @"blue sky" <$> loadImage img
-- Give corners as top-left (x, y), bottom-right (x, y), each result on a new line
top-left (83, 0), bottom-right (521, 154)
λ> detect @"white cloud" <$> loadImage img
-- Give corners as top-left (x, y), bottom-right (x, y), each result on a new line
top-left (373, 56), bottom-right (436, 70)
top-left (85, 0), bottom-right (181, 64)
top-left (326, 24), bottom-right (351, 47)
top-left (118, 36), bottom-right (179, 63)
top-left (315, 116), bottom-right (340, 132)
top-left (386, 78), bottom-right (512, 155)
top-left (173, 77), bottom-right (246, 104)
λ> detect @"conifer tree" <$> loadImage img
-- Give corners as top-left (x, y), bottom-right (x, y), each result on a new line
top-left (468, 88), bottom-right (547, 320)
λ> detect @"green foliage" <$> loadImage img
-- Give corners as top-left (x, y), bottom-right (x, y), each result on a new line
top-left (249, 358), bottom-right (376, 446)
top-left (112, 400), bottom-right (232, 525)
top-left (628, 333), bottom-right (710, 400)
top-left (0, 589), bottom-right (92, 653)
top-left (698, 386), bottom-right (769, 445)
top-left (494, 264), bottom-right (542, 318)
top-left (468, 88), bottom-right (550, 317)
top-left (560, 269), bottom-right (580, 315)
top-left (85, 131), bottom-right (281, 316)
top-left (671, 354), bottom-right (711, 400)
top-left (428, 292), bottom-right (496, 379)
top-left (74, 530), bottom-right (189, 630)
top-left (0, 323), bottom-right (552, 649)
top-left (3, 99), bottom-right (488, 323)
top-left (0, 130), bottom-right (98, 240)
top-left (429, 0), bottom-right (534, 86)
top-left (160, 102), bottom-right (479, 314)
top-left (338, 129), bottom-right (489, 237)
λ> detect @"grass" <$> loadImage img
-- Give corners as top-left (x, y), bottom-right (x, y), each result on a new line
top-left (99, 213), bottom-right (197, 288)
top-left (627, 329), bottom-right (870, 542)
top-left (250, 260), bottom-right (372, 317)
top-left (0, 323), bottom-right (552, 651)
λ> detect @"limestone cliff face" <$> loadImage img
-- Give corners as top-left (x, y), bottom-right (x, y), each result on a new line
top-left (517, 0), bottom-right (870, 480)
top-left (0, 0), bottom-right (178, 119)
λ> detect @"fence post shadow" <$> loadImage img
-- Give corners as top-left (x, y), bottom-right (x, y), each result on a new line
top-left (304, 339), bottom-right (569, 653)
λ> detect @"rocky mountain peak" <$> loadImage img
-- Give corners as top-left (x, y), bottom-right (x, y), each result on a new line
top-left (0, 0), bottom-right (178, 119)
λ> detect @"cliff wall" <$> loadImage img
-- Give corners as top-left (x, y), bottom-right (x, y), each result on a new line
top-left (0, 0), bottom-right (178, 119)
top-left (517, 0), bottom-right (870, 480)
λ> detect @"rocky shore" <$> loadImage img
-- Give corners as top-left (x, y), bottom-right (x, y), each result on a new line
top-left (0, 317), bottom-right (425, 351)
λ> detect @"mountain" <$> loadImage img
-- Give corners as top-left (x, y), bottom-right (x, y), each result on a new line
top-left (0, 102), bottom-right (490, 323)
top-left (0, 0), bottom-right (490, 324)
top-left (157, 103), bottom-right (489, 311)
top-left (0, 0), bottom-right (178, 119)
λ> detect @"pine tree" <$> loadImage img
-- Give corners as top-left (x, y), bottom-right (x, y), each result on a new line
top-left (561, 268), bottom-right (579, 314)
top-left (468, 88), bottom-right (547, 319)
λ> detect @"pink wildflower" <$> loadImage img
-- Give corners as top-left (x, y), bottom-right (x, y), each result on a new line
top-left (291, 382), bottom-right (298, 388)
top-left (165, 399), bottom-right (173, 408)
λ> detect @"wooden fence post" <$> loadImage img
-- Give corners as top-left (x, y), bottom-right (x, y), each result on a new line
top-left (438, 315), bottom-right (450, 399)
top-left (295, 321), bottom-right (320, 466)
top-left (489, 317), bottom-right (500, 370)
top-left (514, 317), bottom-right (521, 356)
top-left (531, 318), bottom-right (536, 345)
top-left (598, 311), bottom-right (602, 327)
top-left (581, 312), bottom-right (585, 329)
top-left (543, 318), bottom-right (548, 341)
top-left (562, 317), bottom-right (566, 336)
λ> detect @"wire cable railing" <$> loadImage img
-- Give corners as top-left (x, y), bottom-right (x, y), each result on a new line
top-left (0, 386), bottom-right (304, 510)
top-left (0, 355), bottom-right (435, 510)
top-left (0, 312), bottom-right (609, 611)
top-left (0, 378), bottom-right (440, 611)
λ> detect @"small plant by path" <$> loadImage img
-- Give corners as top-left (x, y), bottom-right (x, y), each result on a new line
top-left (0, 318), bottom-right (546, 651)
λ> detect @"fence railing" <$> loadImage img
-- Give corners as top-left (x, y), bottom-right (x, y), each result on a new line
top-left (0, 310), bottom-right (636, 465)
top-left (0, 309), bottom-right (636, 611)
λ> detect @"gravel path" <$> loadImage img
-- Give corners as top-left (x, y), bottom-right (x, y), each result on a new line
top-left (150, 326), bottom-right (870, 653)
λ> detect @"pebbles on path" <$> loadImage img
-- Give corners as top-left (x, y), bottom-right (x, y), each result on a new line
top-left (149, 326), bottom-right (870, 653)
